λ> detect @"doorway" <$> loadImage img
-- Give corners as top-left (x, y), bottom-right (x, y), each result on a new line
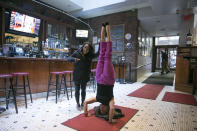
top-left (155, 45), bottom-right (178, 71)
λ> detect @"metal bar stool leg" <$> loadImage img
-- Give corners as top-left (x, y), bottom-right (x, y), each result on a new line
top-left (63, 74), bottom-right (69, 100)
top-left (70, 73), bottom-right (72, 98)
top-left (55, 74), bottom-right (59, 104)
top-left (4, 78), bottom-right (9, 109)
top-left (58, 74), bottom-right (63, 98)
top-left (23, 76), bottom-right (27, 108)
top-left (15, 76), bottom-right (18, 95)
top-left (26, 76), bottom-right (33, 103)
top-left (62, 74), bottom-right (66, 94)
top-left (10, 77), bottom-right (18, 113)
top-left (46, 74), bottom-right (52, 101)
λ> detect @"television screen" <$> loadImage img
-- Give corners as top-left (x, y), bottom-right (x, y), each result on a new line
top-left (9, 11), bottom-right (41, 35)
top-left (76, 29), bottom-right (88, 38)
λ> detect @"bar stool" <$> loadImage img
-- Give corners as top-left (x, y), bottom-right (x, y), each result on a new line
top-left (46, 71), bottom-right (64, 103)
top-left (12, 72), bottom-right (33, 108)
top-left (0, 74), bottom-right (18, 113)
top-left (60, 71), bottom-right (73, 98)
top-left (90, 69), bottom-right (96, 92)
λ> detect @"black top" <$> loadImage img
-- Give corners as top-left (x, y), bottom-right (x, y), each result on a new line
top-left (96, 83), bottom-right (114, 105)
top-left (68, 48), bottom-right (98, 83)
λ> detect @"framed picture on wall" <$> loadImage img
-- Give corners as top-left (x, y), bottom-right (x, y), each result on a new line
top-left (111, 24), bottom-right (124, 52)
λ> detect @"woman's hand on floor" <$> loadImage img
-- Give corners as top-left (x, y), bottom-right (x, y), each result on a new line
top-left (84, 112), bottom-right (92, 117)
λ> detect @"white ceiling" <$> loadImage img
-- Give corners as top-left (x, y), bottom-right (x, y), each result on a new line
top-left (38, 0), bottom-right (195, 37)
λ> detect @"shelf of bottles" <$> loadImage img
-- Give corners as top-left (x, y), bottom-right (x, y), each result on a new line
top-left (43, 23), bottom-right (70, 59)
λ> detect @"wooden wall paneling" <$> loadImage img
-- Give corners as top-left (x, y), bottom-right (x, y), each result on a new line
top-left (0, 59), bottom-right (9, 96)
top-left (175, 56), bottom-right (189, 84)
top-left (0, 8), bottom-right (5, 47)
top-left (9, 60), bottom-right (34, 93)
top-left (113, 64), bottom-right (118, 79)
top-left (175, 56), bottom-right (192, 93)
top-left (31, 60), bottom-right (49, 93)
top-left (49, 61), bottom-right (73, 87)
top-left (64, 61), bottom-right (74, 87)
top-left (0, 60), bottom-right (9, 74)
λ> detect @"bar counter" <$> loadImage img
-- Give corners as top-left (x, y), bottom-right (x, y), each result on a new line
top-left (0, 56), bottom-right (74, 93)
top-left (0, 56), bottom-right (126, 94)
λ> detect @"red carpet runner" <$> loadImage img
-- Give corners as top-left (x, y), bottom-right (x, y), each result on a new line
top-left (162, 92), bottom-right (197, 106)
top-left (62, 106), bottom-right (138, 131)
top-left (127, 84), bottom-right (164, 100)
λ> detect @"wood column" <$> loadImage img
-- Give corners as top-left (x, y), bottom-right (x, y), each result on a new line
top-left (0, 8), bottom-right (5, 47)
top-left (39, 19), bottom-right (47, 42)
top-left (193, 67), bottom-right (197, 94)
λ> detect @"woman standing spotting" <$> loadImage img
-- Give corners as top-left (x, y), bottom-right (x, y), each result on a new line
top-left (68, 42), bottom-right (98, 109)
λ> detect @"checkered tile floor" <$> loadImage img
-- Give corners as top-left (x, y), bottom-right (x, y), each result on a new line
top-left (0, 73), bottom-right (197, 131)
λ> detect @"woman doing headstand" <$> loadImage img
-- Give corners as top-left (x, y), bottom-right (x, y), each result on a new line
top-left (83, 22), bottom-right (118, 123)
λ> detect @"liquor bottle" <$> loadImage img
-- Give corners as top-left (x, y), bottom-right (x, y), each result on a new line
top-left (186, 29), bottom-right (192, 46)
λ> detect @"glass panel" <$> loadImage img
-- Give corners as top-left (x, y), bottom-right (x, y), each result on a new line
top-left (156, 36), bottom-right (179, 45)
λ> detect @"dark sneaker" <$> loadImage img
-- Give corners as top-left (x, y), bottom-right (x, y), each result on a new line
top-left (76, 104), bottom-right (80, 110)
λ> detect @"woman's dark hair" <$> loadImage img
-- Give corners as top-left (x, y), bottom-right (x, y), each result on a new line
top-left (82, 43), bottom-right (94, 58)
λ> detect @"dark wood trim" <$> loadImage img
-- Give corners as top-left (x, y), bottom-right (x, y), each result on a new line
top-left (39, 19), bottom-right (47, 42)
top-left (0, 7), bottom-right (5, 47)
top-left (44, 20), bottom-right (48, 42)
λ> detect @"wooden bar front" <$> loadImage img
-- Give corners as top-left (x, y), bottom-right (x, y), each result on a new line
top-left (0, 57), bottom-right (126, 94)
top-left (0, 57), bottom-right (74, 93)
top-left (175, 47), bottom-right (197, 94)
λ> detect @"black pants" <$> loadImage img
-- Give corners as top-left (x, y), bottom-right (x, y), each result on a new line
top-left (74, 80), bottom-right (87, 105)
